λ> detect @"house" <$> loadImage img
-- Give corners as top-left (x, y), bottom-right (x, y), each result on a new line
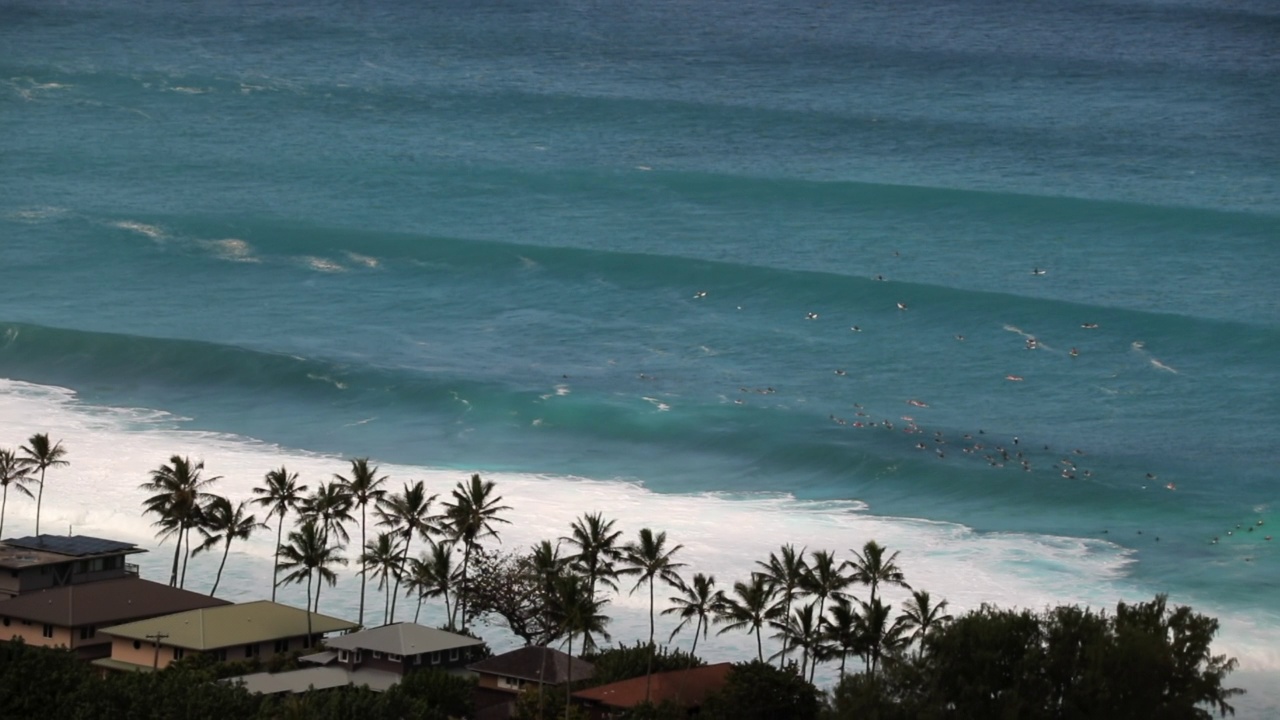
top-left (0, 576), bottom-right (230, 660)
top-left (224, 622), bottom-right (486, 695)
top-left (91, 600), bottom-right (358, 673)
top-left (470, 645), bottom-right (595, 719)
top-left (318, 622), bottom-right (486, 675)
top-left (571, 663), bottom-right (733, 719)
top-left (0, 535), bottom-right (145, 599)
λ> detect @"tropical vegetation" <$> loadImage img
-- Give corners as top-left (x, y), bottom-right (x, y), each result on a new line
top-left (0, 436), bottom-right (1246, 718)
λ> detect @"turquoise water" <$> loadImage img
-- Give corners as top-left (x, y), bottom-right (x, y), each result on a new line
top-left (2, 0), bottom-right (1278, 712)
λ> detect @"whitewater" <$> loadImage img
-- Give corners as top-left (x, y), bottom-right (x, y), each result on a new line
top-left (2, 0), bottom-right (1277, 714)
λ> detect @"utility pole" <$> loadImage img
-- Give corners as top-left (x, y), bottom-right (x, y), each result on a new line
top-left (146, 632), bottom-right (170, 669)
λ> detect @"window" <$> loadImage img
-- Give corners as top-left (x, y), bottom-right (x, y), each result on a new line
top-left (353, 651), bottom-right (362, 663)
top-left (133, 640), bottom-right (142, 650)
top-left (213, 649), bottom-right (227, 662)
top-left (413, 653), bottom-right (422, 665)
top-left (2, 617), bottom-right (9, 627)
top-left (338, 650), bottom-right (349, 663)
top-left (498, 676), bottom-right (523, 690)
top-left (79, 625), bottom-right (96, 640)
top-left (244, 643), bottom-right (259, 658)
top-left (449, 648), bottom-right (459, 661)
top-left (388, 653), bottom-right (402, 662)
top-left (172, 647), bottom-right (185, 660)
top-left (273, 639), bottom-right (289, 654)
top-left (431, 651), bottom-right (440, 664)
top-left (42, 624), bottom-right (54, 639)
top-left (372, 650), bottom-right (382, 659)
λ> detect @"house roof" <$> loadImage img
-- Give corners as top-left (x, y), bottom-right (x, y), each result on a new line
top-left (468, 646), bottom-right (595, 685)
top-left (226, 666), bottom-right (402, 694)
top-left (0, 534), bottom-right (144, 570)
top-left (323, 622), bottom-right (484, 656)
top-left (100, 600), bottom-right (357, 649)
top-left (572, 662), bottom-right (733, 709)
top-left (0, 576), bottom-right (230, 627)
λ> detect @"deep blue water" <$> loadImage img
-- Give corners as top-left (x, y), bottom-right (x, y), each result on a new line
top-left (2, 0), bottom-right (1278, 711)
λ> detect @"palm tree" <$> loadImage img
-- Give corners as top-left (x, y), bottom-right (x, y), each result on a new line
top-left (855, 596), bottom-right (908, 676)
top-left (301, 481), bottom-right (354, 547)
top-left (619, 528), bottom-right (686, 704)
top-left (359, 531), bottom-right (403, 626)
top-left (0, 449), bottom-right (34, 539)
top-left (822, 597), bottom-right (863, 678)
top-left (404, 541), bottom-right (460, 625)
top-left (336, 458), bottom-right (388, 628)
top-left (772, 601), bottom-right (822, 679)
top-left (251, 466), bottom-right (308, 602)
top-left (375, 480), bottom-right (439, 622)
top-left (546, 572), bottom-right (611, 720)
top-left (192, 495), bottom-right (266, 596)
top-left (17, 433), bottom-right (68, 537)
top-left (801, 549), bottom-right (849, 681)
top-left (277, 518), bottom-right (348, 640)
top-left (442, 473), bottom-right (511, 630)
top-left (663, 573), bottom-right (722, 658)
top-left (844, 540), bottom-right (910, 608)
top-left (898, 589), bottom-right (952, 656)
top-left (716, 574), bottom-right (779, 662)
top-left (139, 456), bottom-right (220, 587)
top-left (756, 544), bottom-right (809, 668)
top-left (562, 511), bottom-right (623, 600)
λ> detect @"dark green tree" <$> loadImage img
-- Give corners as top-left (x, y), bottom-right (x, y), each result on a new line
top-left (700, 660), bottom-right (821, 720)
top-left (619, 528), bottom-right (686, 704)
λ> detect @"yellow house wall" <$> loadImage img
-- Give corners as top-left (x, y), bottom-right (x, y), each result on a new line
top-left (109, 637), bottom-right (178, 670)
top-left (2, 621), bottom-right (73, 649)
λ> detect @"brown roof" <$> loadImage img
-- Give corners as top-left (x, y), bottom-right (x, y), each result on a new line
top-left (0, 577), bottom-right (230, 627)
top-left (572, 662), bottom-right (733, 709)
top-left (469, 646), bottom-right (595, 685)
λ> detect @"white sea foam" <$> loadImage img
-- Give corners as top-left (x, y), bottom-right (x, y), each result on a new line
top-left (6, 206), bottom-right (68, 222)
top-left (110, 220), bottom-right (166, 239)
top-left (201, 238), bottom-right (257, 262)
top-left (344, 252), bottom-right (379, 268)
top-left (0, 377), bottom-right (1274, 689)
top-left (301, 256), bottom-right (345, 273)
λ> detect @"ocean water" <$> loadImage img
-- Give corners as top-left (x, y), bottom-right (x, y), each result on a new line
top-left (2, 0), bottom-right (1278, 713)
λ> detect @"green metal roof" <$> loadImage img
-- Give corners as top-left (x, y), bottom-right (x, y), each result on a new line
top-left (100, 600), bottom-right (357, 650)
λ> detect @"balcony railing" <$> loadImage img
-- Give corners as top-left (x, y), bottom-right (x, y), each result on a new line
top-left (125, 563), bottom-right (139, 575)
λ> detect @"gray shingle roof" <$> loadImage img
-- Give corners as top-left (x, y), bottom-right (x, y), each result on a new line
top-left (323, 622), bottom-right (484, 656)
top-left (468, 646), bottom-right (594, 685)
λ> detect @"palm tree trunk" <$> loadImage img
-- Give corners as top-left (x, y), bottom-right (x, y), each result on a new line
top-left (0, 484), bottom-right (8, 538)
top-left (211, 540), bottom-right (230, 596)
top-left (443, 589), bottom-right (452, 629)
top-left (645, 579), bottom-right (655, 703)
top-left (180, 524), bottom-right (192, 588)
top-left (389, 533), bottom-right (412, 623)
top-left (358, 504), bottom-right (367, 627)
top-left (413, 590), bottom-right (422, 624)
top-left (778, 598), bottom-right (791, 669)
top-left (755, 625), bottom-right (764, 662)
top-left (564, 632), bottom-right (575, 720)
top-left (305, 572), bottom-right (314, 645)
top-left (34, 469), bottom-right (47, 536)
top-left (169, 526), bottom-right (182, 587)
top-left (315, 574), bottom-right (323, 614)
top-left (271, 514), bottom-right (284, 602)
top-left (459, 542), bottom-right (472, 630)
top-left (839, 651), bottom-right (847, 677)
